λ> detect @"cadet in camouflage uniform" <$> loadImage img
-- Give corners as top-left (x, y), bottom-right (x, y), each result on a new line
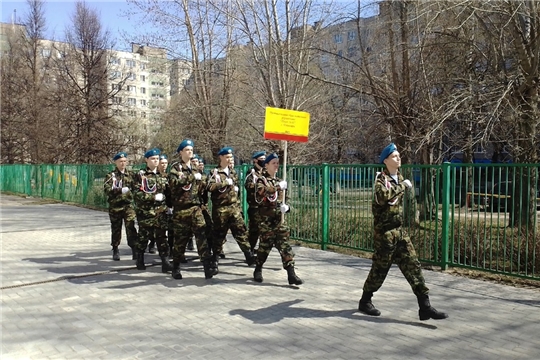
top-left (195, 155), bottom-right (216, 261)
top-left (207, 147), bottom-right (255, 273)
top-left (244, 151), bottom-right (266, 252)
top-left (158, 154), bottom-right (175, 254)
top-left (358, 143), bottom-right (448, 321)
top-left (133, 148), bottom-right (173, 273)
top-left (103, 152), bottom-right (138, 261)
top-left (168, 140), bottom-right (214, 280)
top-left (252, 153), bottom-right (303, 285)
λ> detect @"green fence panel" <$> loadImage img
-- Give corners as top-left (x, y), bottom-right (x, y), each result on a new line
top-left (1, 162), bottom-right (538, 280)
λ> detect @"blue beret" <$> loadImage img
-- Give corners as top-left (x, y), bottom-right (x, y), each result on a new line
top-left (379, 143), bottom-right (397, 164)
top-left (264, 153), bottom-right (279, 165)
top-left (218, 147), bottom-right (233, 156)
top-left (252, 151), bottom-right (266, 159)
top-left (112, 152), bottom-right (127, 161)
top-left (177, 139), bottom-right (194, 153)
top-left (159, 154), bottom-right (168, 160)
top-left (144, 148), bottom-right (161, 158)
top-left (192, 154), bottom-right (200, 160)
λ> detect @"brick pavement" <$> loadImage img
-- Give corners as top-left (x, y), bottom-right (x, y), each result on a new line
top-left (1, 194), bottom-right (539, 359)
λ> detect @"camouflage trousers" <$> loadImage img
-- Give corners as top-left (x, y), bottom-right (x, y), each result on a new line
top-left (362, 227), bottom-right (429, 296)
top-left (135, 211), bottom-right (169, 256)
top-left (201, 206), bottom-right (214, 253)
top-left (171, 205), bottom-right (211, 262)
top-left (247, 206), bottom-right (262, 251)
top-left (108, 205), bottom-right (138, 248)
top-left (211, 204), bottom-right (251, 256)
top-left (255, 209), bottom-right (295, 269)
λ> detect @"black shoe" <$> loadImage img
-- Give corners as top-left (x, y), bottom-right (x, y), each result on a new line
top-left (244, 251), bottom-right (256, 266)
top-left (148, 242), bottom-right (156, 254)
top-left (417, 294), bottom-right (448, 320)
top-left (358, 291), bottom-right (381, 316)
top-left (160, 255), bottom-right (173, 273)
top-left (219, 252), bottom-right (225, 259)
top-left (203, 259), bottom-right (214, 279)
top-left (253, 265), bottom-right (263, 283)
top-left (172, 261), bottom-right (182, 279)
top-left (285, 265), bottom-right (303, 285)
top-left (186, 239), bottom-right (194, 251)
top-left (136, 251), bottom-right (146, 270)
top-left (131, 247), bottom-right (136, 260)
top-left (112, 247), bottom-right (120, 261)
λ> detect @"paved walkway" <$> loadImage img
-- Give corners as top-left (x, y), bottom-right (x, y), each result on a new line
top-left (1, 194), bottom-right (539, 360)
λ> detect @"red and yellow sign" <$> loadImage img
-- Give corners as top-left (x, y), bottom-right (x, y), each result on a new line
top-left (264, 107), bottom-right (310, 143)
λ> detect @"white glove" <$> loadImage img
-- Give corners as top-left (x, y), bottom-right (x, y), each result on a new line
top-left (155, 193), bottom-right (165, 202)
top-left (167, 207), bottom-right (173, 215)
top-left (194, 173), bottom-right (202, 180)
top-left (402, 179), bottom-right (412, 188)
top-left (278, 181), bottom-right (287, 190)
top-left (121, 187), bottom-right (129, 194)
top-left (280, 204), bottom-right (290, 214)
top-left (234, 186), bottom-right (239, 192)
top-left (225, 178), bottom-right (233, 185)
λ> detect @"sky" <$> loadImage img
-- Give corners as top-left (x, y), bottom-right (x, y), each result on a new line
top-left (1, 0), bottom-right (142, 51)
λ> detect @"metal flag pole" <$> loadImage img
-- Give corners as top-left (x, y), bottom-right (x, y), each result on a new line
top-left (281, 140), bottom-right (288, 224)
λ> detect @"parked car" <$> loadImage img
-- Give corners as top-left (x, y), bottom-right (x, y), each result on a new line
top-left (487, 181), bottom-right (540, 212)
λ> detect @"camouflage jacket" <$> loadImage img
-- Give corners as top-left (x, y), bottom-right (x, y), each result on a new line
top-left (168, 160), bottom-right (204, 209)
top-left (103, 167), bottom-right (136, 209)
top-left (207, 165), bottom-right (241, 208)
top-left (372, 169), bottom-right (408, 232)
top-left (244, 165), bottom-right (264, 208)
top-left (199, 172), bottom-right (210, 207)
top-left (133, 167), bottom-right (169, 213)
top-left (255, 170), bottom-right (287, 214)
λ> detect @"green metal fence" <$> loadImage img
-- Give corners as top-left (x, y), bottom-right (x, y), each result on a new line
top-left (1, 162), bottom-right (539, 280)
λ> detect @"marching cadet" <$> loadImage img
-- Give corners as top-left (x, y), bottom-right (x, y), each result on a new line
top-left (252, 153), bottom-right (303, 285)
top-left (194, 155), bottom-right (216, 266)
top-left (133, 148), bottom-right (173, 273)
top-left (168, 140), bottom-right (214, 279)
top-left (158, 154), bottom-right (175, 255)
top-left (103, 151), bottom-right (138, 261)
top-left (244, 151), bottom-right (266, 252)
top-left (358, 143), bottom-right (448, 320)
top-left (207, 147), bottom-right (255, 273)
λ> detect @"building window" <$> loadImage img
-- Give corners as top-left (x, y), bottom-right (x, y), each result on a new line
top-left (128, 98), bottom-right (136, 105)
top-left (141, 112), bottom-right (147, 118)
top-left (113, 96), bottom-right (122, 104)
top-left (140, 75), bottom-right (146, 82)
top-left (140, 63), bottom-right (146, 70)
top-left (337, 50), bottom-right (343, 58)
top-left (127, 85), bottom-right (136, 93)
top-left (126, 59), bottom-right (136, 67)
top-left (41, 48), bottom-right (51, 57)
top-left (127, 72), bottom-right (136, 80)
top-left (334, 33), bottom-right (343, 44)
top-left (347, 31), bottom-right (356, 41)
top-left (112, 84), bottom-right (121, 91)
top-left (140, 99), bottom-right (147, 106)
top-left (111, 71), bottom-right (122, 79)
top-left (140, 87), bottom-right (146, 94)
top-left (128, 110), bottom-right (137, 117)
top-left (109, 57), bottom-right (120, 65)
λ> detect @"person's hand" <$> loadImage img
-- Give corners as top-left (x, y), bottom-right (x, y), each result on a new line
top-left (155, 193), bottom-right (165, 202)
top-left (278, 181), bottom-right (287, 190)
top-left (194, 173), bottom-right (202, 181)
top-left (402, 179), bottom-right (412, 188)
top-left (167, 207), bottom-right (173, 215)
top-left (225, 178), bottom-right (233, 185)
top-left (234, 186), bottom-right (239, 192)
top-left (280, 204), bottom-right (290, 213)
top-left (121, 187), bottom-right (129, 194)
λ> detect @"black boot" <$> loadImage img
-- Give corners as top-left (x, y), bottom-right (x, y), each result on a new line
top-left (112, 247), bottom-right (120, 261)
top-left (186, 239), bottom-right (194, 251)
top-left (358, 291), bottom-right (381, 316)
top-left (210, 253), bottom-right (219, 275)
top-left (244, 250), bottom-right (256, 266)
top-left (417, 294), bottom-right (448, 321)
top-left (172, 260), bottom-right (182, 279)
top-left (203, 259), bottom-right (214, 279)
top-left (179, 254), bottom-right (188, 263)
top-left (136, 251), bottom-right (146, 270)
top-left (253, 265), bottom-right (263, 283)
top-left (285, 265), bottom-right (303, 285)
top-left (130, 247), bottom-right (136, 260)
top-left (148, 241), bottom-right (156, 254)
top-left (160, 255), bottom-right (173, 273)
top-left (219, 251), bottom-right (226, 259)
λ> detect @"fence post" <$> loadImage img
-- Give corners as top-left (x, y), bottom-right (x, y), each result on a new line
top-left (321, 163), bottom-right (330, 250)
top-left (440, 162), bottom-right (450, 270)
